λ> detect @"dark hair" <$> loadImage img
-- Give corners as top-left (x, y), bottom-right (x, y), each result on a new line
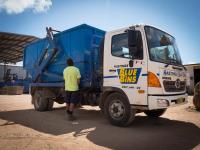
top-left (67, 58), bottom-right (74, 66)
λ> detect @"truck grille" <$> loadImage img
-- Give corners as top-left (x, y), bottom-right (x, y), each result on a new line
top-left (163, 80), bottom-right (186, 92)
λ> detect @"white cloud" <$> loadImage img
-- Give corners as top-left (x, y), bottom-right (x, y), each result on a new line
top-left (186, 61), bottom-right (197, 65)
top-left (33, 0), bottom-right (52, 13)
top-left (0, 0), bottom-right (52, 14)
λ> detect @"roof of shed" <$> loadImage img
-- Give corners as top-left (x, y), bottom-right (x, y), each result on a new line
top-left (0, 32), bottom-right (38, 63)
top-left (184, 63), bottom-right (200, 67)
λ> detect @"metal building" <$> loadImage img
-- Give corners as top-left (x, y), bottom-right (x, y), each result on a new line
top-left (184, 63), bottom-right (200, 95)
top-left (0, 64), bottom-right (27, 82)
top-left (0, 32), bottom-right (38, 63)
top-left (0, 32), bottom-right (38, 94)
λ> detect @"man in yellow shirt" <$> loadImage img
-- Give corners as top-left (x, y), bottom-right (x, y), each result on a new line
top-left (63, 58), bottom-right (81, 120)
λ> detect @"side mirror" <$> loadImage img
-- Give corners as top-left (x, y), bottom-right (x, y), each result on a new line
top-left (128, 30), bottom-right (138, 60)
top-left (128, 30), bottom-right (137, 47)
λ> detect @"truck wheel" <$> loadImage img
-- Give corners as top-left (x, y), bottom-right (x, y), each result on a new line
top-left (193, 82), bottom-right (200, 111)
top-left (144, 109), bottom-right (166, 117)
top-left (33, 90), bottom-right (54, 111)
top-left (104, 92), bottom-right (136, 127)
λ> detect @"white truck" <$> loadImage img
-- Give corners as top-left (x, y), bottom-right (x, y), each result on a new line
top-left (25, 24), bottom-right (188, 127)
top-left (100, 24), bottom-right (187, 126)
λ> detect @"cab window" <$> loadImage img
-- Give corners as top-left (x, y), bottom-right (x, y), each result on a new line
top-left (111, 32), bottom-right (143, 59)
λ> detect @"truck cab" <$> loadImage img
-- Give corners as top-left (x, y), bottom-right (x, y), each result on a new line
top-left (101, 24), bottom-right (187, 126)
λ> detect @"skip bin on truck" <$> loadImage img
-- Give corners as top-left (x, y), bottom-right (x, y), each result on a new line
top-left (23, 24), bottom-right (188, 126)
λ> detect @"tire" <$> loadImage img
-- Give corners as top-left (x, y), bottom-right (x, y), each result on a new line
top-left (144, 109), bottom-right (167, 117)
top-left (104, 92), bottom-right (136, 127)
top-left (193, 82), bottom-right (200, 110)
top-left (33, 90), bottom-right (54, 111)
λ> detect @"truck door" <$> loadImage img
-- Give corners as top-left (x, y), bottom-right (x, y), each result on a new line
top-left (103, 28), bottom-right (148, 106)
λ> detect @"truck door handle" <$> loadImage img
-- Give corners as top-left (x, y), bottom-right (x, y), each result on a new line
top-left (109, 69), bottom-right (116, 72)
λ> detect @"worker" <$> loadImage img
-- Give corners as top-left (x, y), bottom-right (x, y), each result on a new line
top-left (63, 58), bottom-right (81, 121)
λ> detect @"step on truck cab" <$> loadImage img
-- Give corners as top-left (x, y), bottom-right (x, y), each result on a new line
top-left (24, 24), bottom-right (187, 127)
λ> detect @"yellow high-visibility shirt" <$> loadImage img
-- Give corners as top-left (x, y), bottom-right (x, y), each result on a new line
top-left (63, 66), bottom-right (81, 91)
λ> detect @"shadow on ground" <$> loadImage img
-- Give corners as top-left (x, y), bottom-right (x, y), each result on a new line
top-left (0, 107), bottom-right (200, 150)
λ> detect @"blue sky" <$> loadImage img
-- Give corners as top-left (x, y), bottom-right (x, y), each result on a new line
top-left (0, 0), bottom-right (200, 65)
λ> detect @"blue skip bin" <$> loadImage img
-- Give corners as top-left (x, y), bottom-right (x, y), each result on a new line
top-left (23, 24), bottom-right (105, 89)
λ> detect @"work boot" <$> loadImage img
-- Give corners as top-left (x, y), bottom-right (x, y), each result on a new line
top-left (68, 114), bottom-right (76, 121)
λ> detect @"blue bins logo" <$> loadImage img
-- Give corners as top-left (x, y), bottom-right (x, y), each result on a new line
top-left (117, 68), bottom-right (142, 84)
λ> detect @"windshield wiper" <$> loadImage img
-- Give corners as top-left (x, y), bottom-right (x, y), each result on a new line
top-left (164, 60), bottom-right (187, 71)
top-left (180, 64), bottom-right (187, 71)
top-left (164, 63), bottom-right (170, 68)
top-left (164, 59), bottom-right (176, 68)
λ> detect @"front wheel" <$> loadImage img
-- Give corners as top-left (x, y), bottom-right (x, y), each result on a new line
top-left (104, 92), bottom-right (136, 127)
top-left (144, 109), bottom-right (167, 117)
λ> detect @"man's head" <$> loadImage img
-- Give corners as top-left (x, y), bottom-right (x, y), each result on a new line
top-left (160, 35), bottom-right (171, 46)
top-left (67, 58), bottom-right (74, 66)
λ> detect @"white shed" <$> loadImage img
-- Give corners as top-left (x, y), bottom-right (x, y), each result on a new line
top-left (184, 63), bottom-right (200, 95)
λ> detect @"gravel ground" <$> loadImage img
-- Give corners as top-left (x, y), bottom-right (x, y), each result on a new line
top-left (0, 95), bottom-right (199, 150)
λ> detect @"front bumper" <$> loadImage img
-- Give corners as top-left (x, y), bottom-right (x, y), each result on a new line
top-left (148, 93), bottom-right (188, 110)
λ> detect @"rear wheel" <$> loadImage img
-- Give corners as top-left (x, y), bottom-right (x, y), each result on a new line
top-left (104, 92), bottom-right (136, 127)
top-left (144, 109), bottom-right (166, 117)
top-left (193, 82), bottom-right (200, 111)
top-left (33, 90), bottom-right (54, 111)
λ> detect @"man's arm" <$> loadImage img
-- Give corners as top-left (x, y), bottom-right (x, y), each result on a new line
top-left (77, 69), bottom-right (81, 85)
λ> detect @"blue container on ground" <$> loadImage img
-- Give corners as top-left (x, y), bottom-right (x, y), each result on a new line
top-left (23, 24), bottom-right (105, 89)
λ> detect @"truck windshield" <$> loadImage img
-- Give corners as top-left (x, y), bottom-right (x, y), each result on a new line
top-left (145, 26), bottom-right (182, 65)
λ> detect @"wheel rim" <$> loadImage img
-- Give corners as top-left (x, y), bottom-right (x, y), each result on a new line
top-left (109, 99), bottom-right (125, 120)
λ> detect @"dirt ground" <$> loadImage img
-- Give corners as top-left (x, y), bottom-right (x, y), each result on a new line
top-left (0, 95), bottom-right (199, 150)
